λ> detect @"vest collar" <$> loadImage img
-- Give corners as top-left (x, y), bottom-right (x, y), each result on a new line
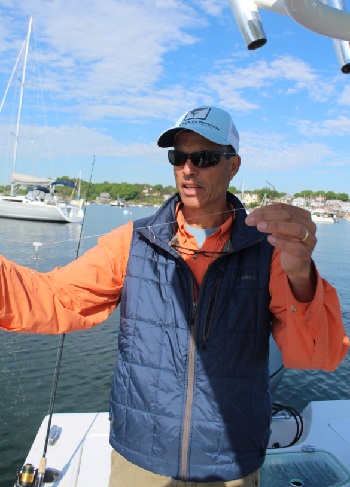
top-left (138, 193), bottom-right (266, 252)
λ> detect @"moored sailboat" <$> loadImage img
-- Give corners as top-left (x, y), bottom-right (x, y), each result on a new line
top-left (0, 17), bottom-right (84, 224)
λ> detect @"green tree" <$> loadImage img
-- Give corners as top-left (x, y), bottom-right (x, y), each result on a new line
top-left (163, 185), bottom-right (176, 193)
top-left (153, 184), bottom-right (163, 191)
top-left (325, 191), bottom-right (337, 200)
top-left (336, 193), bottom-right (349, 201)
top-left (294, 190), bottom-right (313, 198)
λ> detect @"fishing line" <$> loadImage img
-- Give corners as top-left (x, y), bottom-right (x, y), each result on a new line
top-left (2, 206), bottom-right (248, 250)
top-left (75, 156), bottom-right (95, 259)
top-left (0, 233), bottom-right (104, 246)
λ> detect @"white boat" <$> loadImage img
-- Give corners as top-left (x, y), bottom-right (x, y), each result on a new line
top-left (14, 339), bottom-right (287, 486)
top-left (110, 197), bottom-right (125, 207)
top-left (311, 210), bottom-right (336, 224)
top-left (0, 179), bottom-right (85, 223)
top-left (12, 308), bottom-right (350, 487)
top-left (19, 398), bottom-right (350, 487)
top-left (0, 18), bottom-right (84, 224)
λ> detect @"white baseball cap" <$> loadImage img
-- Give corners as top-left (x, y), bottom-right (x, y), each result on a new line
top-left (157, 106), bottom-right (239, 153)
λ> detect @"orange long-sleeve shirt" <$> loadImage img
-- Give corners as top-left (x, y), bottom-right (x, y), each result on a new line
top-left (0, 208), bottom-right (348, 372)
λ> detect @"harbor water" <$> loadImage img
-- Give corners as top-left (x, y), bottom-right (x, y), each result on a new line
top-left (0, 204), bottom-right (349, 486)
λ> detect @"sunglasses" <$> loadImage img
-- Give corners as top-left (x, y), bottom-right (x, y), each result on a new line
top-left (168, 149), bottom-right (236, 168)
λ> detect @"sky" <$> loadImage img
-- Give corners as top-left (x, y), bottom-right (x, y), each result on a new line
top-left (0, 0), bottom-right (349, 195)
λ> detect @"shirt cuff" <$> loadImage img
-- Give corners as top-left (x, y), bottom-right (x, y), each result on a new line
top-left (286, 263), bottom-right (324, 335)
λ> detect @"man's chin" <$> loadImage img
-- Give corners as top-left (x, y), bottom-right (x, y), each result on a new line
top-left (180, 194), bottom-right (201, 208)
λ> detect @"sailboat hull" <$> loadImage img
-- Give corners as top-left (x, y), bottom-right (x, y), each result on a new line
top-left (0, 197), bottom-right (84, 223)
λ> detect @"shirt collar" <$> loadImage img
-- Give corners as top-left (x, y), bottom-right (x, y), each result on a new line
top-left (175, 202), bottom-right (235, 238)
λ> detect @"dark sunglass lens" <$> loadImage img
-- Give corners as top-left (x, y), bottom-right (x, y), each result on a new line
top-left (168, 151), bottom-right (175, 165)
top-left (188, 152), bottom-right (202, 167)
top-left (168, 150), bottom-right (185, 166)
top-left (168, 150), bottom-right (226, 167)
top-left (195, 151), bottom-right (221, 168)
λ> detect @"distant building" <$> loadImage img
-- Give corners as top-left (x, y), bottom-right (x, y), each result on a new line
top-left (280, 194), bottom-right (294, 204)
top-left (292, 196), bottom-right (306, 207)
top-left (311, 195), bottom-right (326, 208)
top-left (96, 192), bottom-right (112, 204)
top-left (341, 202), bottom-right (350, 212)
top-left (234, 192), bottom-right (259, 206)
top-left (162, 194), bottom-right (173, 201)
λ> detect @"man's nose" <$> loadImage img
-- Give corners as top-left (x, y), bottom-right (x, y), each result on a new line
top-left (182, 157), bottom-right (197, 174)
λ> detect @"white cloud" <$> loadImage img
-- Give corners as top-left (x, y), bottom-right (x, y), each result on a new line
top-left (193, 0), bottom-right (226, 16)
top-left (240, 131), bottom-right (335, 171)
top-left (0, 122), bottom-right (157, 158)
top-left (338, 85), bottom-right (350, 106)
top-left (294, 116), bottom-right (350, 136)
top-left (201, 55), bottom-right (338, 110)
top-left (1, 1), bottom-right (203, 101)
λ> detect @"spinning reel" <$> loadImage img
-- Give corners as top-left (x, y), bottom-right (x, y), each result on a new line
top-left (15, 462), bottom-right (60, 487)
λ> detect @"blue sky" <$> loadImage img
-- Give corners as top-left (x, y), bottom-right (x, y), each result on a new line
top-left (0, 0), bottom-right (349, 195)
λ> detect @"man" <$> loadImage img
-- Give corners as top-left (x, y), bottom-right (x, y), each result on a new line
top-left (0, 106), bottom-right (348, 487)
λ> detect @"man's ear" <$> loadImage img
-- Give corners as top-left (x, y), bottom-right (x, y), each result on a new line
top-left (230, 155), bottom-right (241, 180)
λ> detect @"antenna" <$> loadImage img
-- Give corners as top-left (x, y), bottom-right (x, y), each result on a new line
top-left (266, 180), bottom-right (277, 202)
top-left (240, 178), bottom-right (245, 202)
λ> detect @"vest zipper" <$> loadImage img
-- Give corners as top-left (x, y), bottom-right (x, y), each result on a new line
top-left (180, 295), bottom-right (198, 481)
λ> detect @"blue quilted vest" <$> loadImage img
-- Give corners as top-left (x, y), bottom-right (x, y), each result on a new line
top-left (109, 193), bottom-right (274, 482)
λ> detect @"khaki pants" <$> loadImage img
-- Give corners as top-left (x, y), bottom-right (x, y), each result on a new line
top-left (108, 450), bottom-right (260, 487)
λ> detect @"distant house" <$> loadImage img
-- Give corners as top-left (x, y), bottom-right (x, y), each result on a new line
top-left (234, 192), bottom-right (259, 206)
top-left (341, 202), bottom-right (350, 212)
top-left (311, 195), bottom-right (326, 208)
top-left (292, 196), bottom-right (306, 207)
top-left (281, 194), bottom-right (294, 204)
top-left (96, 192), bottom-right (112, 204)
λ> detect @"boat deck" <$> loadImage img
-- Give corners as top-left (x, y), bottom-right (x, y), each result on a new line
top-left (24, 400), bottom-right (350, 486)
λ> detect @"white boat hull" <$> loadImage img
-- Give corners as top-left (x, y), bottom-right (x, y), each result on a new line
top-left (311, 215), bottom-right (335, 223)
top-left (25, 412), bottom-right (111, 487)
top-left (269, 335), bottom-right (284, 393)
top-left (22, 399), bottom-right (350, 486)
top-left (0, 198), bottom-right (84, 223)
top-left (17, 339), bottom-right (285, 485)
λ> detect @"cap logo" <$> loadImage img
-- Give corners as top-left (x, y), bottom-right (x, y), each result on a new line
top-left (183, 107), bottom-right (211, 122)
top-left (180, 107), bottom-right (220, 133)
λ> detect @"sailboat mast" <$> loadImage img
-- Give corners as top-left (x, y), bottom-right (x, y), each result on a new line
top-left (78, 170), bottom-right (81, 199)
top-left (11, 16), bottom-right (33, 196)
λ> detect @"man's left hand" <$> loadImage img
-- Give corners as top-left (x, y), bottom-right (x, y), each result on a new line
top-left (245, 203), bottom-right (317, 301)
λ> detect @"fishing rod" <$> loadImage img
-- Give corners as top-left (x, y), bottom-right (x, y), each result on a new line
top-left (14, 157), bottom-right (95, 487)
